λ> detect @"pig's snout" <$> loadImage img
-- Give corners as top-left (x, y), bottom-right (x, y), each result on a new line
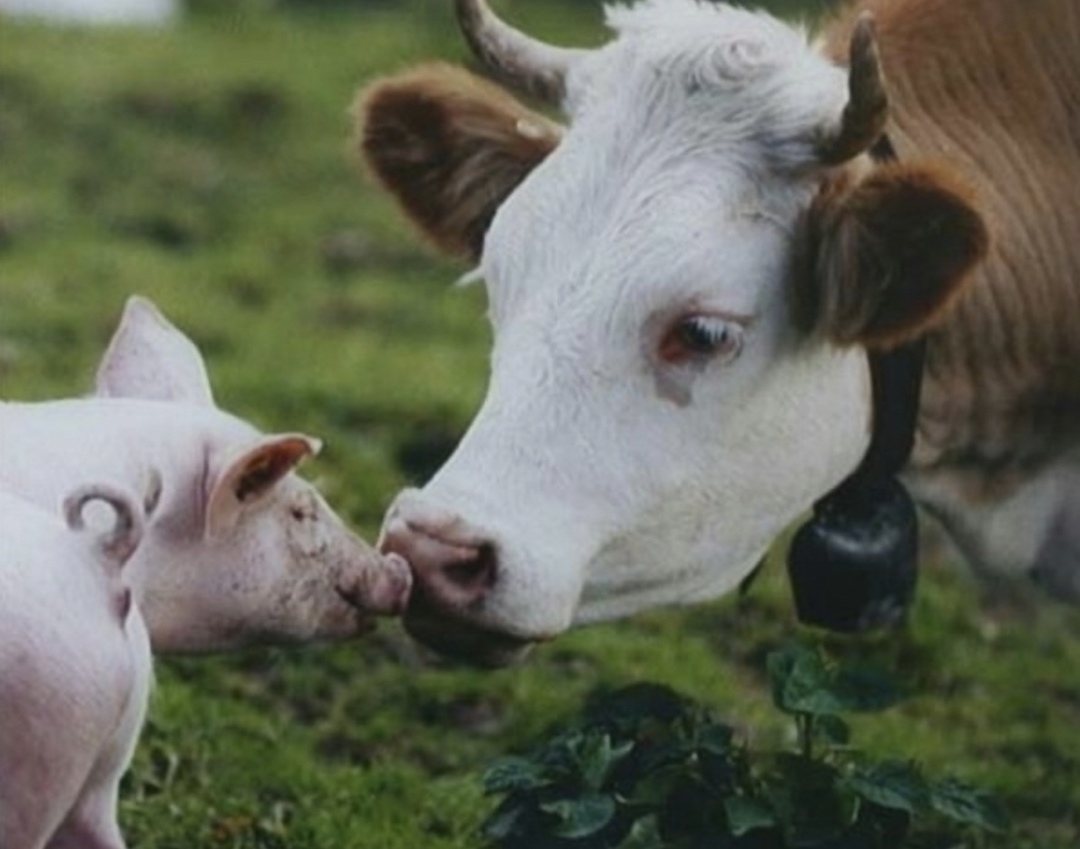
top-left (337, 551), bottom-right (412, 617)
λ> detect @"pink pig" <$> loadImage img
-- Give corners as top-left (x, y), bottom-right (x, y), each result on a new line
top-left (0, 297), bottom-right (411, 652)
top-left (0, 484), bottom-right (151, 849)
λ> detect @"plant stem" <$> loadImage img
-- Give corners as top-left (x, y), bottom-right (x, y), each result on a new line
top-left (797, 713), bottom-right (813, 760)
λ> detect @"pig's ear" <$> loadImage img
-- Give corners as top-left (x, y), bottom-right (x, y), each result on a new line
top-left (204, 433), bottom-right (322, 539)
top-left (95, 296), bottom-right (215, 406)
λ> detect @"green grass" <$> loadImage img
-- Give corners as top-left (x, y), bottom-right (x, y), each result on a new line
top-left (0, 2), bottom-right (1077, 847)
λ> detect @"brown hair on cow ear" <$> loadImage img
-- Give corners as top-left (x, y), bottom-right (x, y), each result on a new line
top-left (354, 63), bottom-right (562, 261)
top-left (803, 161), bottom-right (989, 350)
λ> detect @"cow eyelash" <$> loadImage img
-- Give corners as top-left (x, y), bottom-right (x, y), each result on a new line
top-left (659, 314), bottom-right (744, 365)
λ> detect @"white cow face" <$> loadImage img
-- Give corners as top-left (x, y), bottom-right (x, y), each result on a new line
top-left (361, 0), bottom-right (987, 665)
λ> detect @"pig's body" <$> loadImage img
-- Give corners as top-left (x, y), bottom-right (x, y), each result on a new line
top-left (0, 295), bottom-right (411, 847)
top-left (0, 488), bottom-right (150, 849)
top-left (0, 297), bottom-right (411, 653)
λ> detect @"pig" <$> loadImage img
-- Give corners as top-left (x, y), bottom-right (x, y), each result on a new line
top-left (0, 484), bottom-right (151, 849)
top-left (0, 296), bottom-right (411, 652)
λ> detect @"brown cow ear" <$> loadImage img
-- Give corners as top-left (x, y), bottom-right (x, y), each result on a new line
top-left (355, 63), bottom-right (562, 261)
top-left (803, 161), bottom-right (989, 349)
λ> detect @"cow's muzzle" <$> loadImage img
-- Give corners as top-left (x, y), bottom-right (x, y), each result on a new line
top-left (379, 490), bottom-right (537, 666)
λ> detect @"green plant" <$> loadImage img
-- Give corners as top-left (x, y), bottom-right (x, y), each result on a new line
top-left (481, 644), bottom-right (1008, 849)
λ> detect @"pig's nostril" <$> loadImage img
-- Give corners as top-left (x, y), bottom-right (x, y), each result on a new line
top-left (443, 544), bottom-right (498, 594)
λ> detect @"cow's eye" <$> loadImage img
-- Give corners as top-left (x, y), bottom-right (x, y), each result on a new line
top-left (659, 314), bottom-right (743, 365)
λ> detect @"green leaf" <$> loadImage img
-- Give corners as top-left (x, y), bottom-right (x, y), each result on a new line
top-left (768, 644), bottom-right (906, 718)
top-left (619, 815), bottom-right (664, 849)
top-left (723, 795), bottom-right (777, 837)
top-left (627, 763), bottom-right (685, 807)
top-left (695, 722), bottom-right (735, 756)
top-left (814, 715), bottom-right (852, 748)
top-left (927, 778), bottom-right (1009, 833)
top-left (541, 794), bottom-right (618, 839)
top-left (481, 798), bottom-right (526, 842)
top-left (483, 756), bottom-right (551, 795)
top-left (768, 645), bottom-right (844, 717)
top-left (573, 733), bottom-right (633, 790)
top-left (846, 760), bottom-right (930, 814)
top-left (584, 683), bottom-right (690, 732)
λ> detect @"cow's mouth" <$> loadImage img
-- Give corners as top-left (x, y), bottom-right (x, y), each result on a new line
top-left (403, 603), bottom-right (535, 668)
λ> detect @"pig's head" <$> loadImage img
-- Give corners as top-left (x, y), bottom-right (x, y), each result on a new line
top-left (94, 297), bottom-right (411, 652)
top-left (360, 0), bottom-right (988, 665)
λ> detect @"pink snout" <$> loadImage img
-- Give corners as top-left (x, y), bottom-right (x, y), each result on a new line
top-left (337, 551), bottom-right (413, 617)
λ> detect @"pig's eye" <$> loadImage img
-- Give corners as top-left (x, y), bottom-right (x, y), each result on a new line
top-left (659, 314), bottom-right (743, 365)
top-left (290, 505), bottom-right (313, 522)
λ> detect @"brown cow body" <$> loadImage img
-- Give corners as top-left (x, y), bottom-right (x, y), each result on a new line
top-left (825, 0), bottom-right (1080, 593)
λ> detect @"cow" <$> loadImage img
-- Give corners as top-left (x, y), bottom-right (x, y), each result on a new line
top-left (358, 0), bottom-right (1080, 665)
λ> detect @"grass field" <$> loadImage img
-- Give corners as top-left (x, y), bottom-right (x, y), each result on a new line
top-left (0, 1), bottom-right (1077, 847)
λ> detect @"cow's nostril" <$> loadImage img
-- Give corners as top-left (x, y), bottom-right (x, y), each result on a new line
top-left (444, 544), bottom-right (498, 594)
top-left (381, 499), bottom-right (500, 610)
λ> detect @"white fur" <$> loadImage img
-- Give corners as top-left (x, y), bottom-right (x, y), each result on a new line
top-left (0, 490), bottom-right (151, 849)
top-left (383, 0), bottom-right (874, 640)
top-left (911, 456), bottom-right (1080, 599)
top-left (0, 297), bottom-right (410, 652)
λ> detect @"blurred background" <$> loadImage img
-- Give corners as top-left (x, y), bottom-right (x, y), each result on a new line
top-left (0, 2), bottom-right (1076, 848)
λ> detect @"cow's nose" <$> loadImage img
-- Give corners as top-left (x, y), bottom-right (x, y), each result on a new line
top-left (379, 494), bottom-right (498, 611)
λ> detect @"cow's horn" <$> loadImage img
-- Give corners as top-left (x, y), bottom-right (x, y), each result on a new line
top-left (818, 13), bottom-right (888, 164)
top-left (455, 0), bottom-right (586, 105)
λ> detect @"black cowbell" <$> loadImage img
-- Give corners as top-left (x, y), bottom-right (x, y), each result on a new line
top-left (787, 477), bottom-right (919, 633)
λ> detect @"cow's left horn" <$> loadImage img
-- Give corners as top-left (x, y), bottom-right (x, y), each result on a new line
top-left (455, 0), bottom-right (586, 105)
top-left (818, 13), bottom-right (888, 164)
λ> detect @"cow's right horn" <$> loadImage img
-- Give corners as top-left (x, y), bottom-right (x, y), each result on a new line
top-left (817, 12), bottom-right (889, 164)
top-left (455, 0), bottom-right (586, 106)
